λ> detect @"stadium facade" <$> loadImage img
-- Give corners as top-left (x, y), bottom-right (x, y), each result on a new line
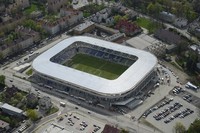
top-left (32, 36), bottom-right (157, 106)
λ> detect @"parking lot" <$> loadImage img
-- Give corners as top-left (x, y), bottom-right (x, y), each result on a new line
top-left (144, 96), bottom-right (198, 132)
top-left (170, 86), bottom-right (200, 108)
top-left (38, 112), bottom-right (105, 133)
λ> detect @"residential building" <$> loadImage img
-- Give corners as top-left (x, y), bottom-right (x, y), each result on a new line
top-left (74, 21), bottom-right (95, 35)
top-left (38, 96), bottom-right (52, 110)
top-left (188, 22), bottom-right (200, 38)
top-left (6, 0), bottom-right (30, 13)
top-left (41, 9), bottom-right (83, 35)
top-left (189, 44), bottom-right (200, 60)
top-left (16, 0), bottom-right (29, 9)
top-left (91, 8), bottom-right (112, 23)
top-left (159, 11), bottom-right (176, 23)
top-left (15, 26), bottom-right (40, 43)
top-left (154, 29), bottom-right (182, 45)
top-left (0, 120), bottom-right (10, 133)
top-left (0, 26), bottom-right (40, 59)
top-left (1, 103), bottom-right (24, 117)
top-left (47, 0), bottom-right (66, 13)
top-left (0, 14), bottom-right (12, 23)
top-left (174, 18), bottom-right (188, 28)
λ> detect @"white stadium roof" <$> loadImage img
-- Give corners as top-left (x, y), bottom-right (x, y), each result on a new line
top-left (32, 36), bottom-right (157, 96)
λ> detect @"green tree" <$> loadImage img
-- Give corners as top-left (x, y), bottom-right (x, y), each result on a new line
top-left (26, 109), bottom-right (38, 121)
top-left (10, 97), bottom-right (19, 106)
top-left (113, 15), bottom-right (122, 24)
top-left (173, 122), bottom-right (186, 133)
top-left (173, 2), bottom-right (184, 17)
top-left (147, 2), bottom-right (163, 17)
top-left (121, 128), bottom-right (129, 133)
top-left (0, 75), bottom-right (5, 85)
top-left (163, 0), bottom-right (172, 12)
top-left (14, 92), bottom-right (24, 101)
top-left (187, 119), bottom-right (200, 133)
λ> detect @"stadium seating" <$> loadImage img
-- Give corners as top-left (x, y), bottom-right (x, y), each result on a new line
top-left (50, 42), bottom-right (137, 67)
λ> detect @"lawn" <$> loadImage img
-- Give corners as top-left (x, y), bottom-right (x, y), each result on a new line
top-left (26, 69), bottom-right (33, 76)
top-left (135, 17), bottom-right (163, 34)
top-left (24, 4), bottom-right (38, 14)
top-left (46, 106), bottom-right (59, 115)
top-left (64, 54), bottom-right (128, 80)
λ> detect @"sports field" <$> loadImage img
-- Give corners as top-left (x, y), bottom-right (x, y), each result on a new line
top-left (65, 54), bottom-right (129, 80)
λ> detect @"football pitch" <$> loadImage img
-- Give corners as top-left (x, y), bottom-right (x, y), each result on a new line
top-left (65, 54), bottom-right (129, 80)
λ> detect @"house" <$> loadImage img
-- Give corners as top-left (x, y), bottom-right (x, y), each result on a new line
top-left (91, 8), bottom-right (112, 23)
top-left (188, 22), bottom-right (200, 38)
top-left (0, 120), bottom-right (10, 133)
top-left (38, 96), bottom-right (52, 110)
top-left (174, 18), bottom-right (188, 28)
top-left (189, 44), bottom-right (200, 60)
top-left (0, 14), bottom-right (12, 23)
top-left (154, 29), bottom-right (182, 45)
top-left (102, 124), bottom-right (120, 133)
top-left (1, 103), bottom-right (24, 117)
top-left (159, 11), bottom-right (176, 23)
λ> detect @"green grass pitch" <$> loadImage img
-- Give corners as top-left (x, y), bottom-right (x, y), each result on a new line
top-left (64, 54), bottom-right (129, 80)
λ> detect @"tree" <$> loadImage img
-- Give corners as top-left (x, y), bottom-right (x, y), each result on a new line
top-left (163, 0), bottom-right (172, 12)
top-left (192, 0), bottom-right (200, 13)
top-left (121, 128), bottom-right (129, 133)
top-left (14, 92), bottom-right (24, 101)
top-left (147, 2), bottom-right (163, 17)
top-left (187, 119), bottom-right (200, 133)
top-left (26, 109), bottom-right (38, 121)
top-left (173, 122), bottom-right (186, 133)
top-left (173, 2), bottom-right (184, 17)
top-left (0, 75), bottom-right (5, 85)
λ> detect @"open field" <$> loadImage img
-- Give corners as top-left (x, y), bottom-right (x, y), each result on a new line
top-left (135, 17), bottom-right (163, 34)
top-left (64, 54), bottom-right (128, 80)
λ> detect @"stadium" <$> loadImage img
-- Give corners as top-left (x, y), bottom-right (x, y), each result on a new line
top-left (32, 36), bottom-right (157, 106)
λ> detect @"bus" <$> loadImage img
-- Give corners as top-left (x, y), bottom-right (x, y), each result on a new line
top-left (185, 82), bottom-right (198, 91)
top-left (60, 101), bottom-right (66, 107)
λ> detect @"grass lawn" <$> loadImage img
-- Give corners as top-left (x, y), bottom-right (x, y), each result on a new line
top-left (135, 17), bottom-right (163, 34)
top-left (26, 69), bottom-right (33, 76)
top-left (24, 4), bottom-right (38, 14)
top-left (46, 106), bottom-right (59, 115)
top-left (64, 54), bottom-right (128, 80)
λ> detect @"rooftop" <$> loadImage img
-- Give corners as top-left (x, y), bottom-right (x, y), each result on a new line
top-left (0, 120), bottom-right (9, 128)
top-left (1, 103), bottom-right (23, 114)
top-left (126, 36), bottom-right (152, 50)
top-left (32, 36), bottom-right (157, 96)
top-left (74, 21), bottom-right (94, 32)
